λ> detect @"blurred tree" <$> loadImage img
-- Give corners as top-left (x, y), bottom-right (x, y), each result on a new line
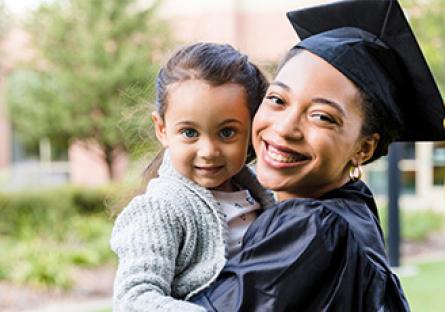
top-left (1, 0), bottom-right (11, 108)
top-left (8, 0), bottom-right (172, 179)
top-left (402, 0), bottom-right (445, 95)
top-left (0, 1), bottom-right (8, 38)
top-left (0, 0), bottom-right (10, 58)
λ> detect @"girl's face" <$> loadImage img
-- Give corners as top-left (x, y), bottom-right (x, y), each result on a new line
top-left (253, 50), bottom-right (377, 200)
top-left (153, 80), bottom-right (251, 191)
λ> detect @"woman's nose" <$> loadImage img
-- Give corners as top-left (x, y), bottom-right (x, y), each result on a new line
top-left (197, 138), bottom-right (221, 158)
top-left (272, 109), bottom-right (304, 140)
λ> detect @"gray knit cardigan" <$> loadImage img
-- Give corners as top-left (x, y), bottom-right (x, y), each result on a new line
top-left (110, 150), bottom-right (275, 311)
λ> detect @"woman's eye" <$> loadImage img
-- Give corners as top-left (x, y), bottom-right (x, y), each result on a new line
top-left (181, 128), bottom-right (199, 138)
top-left (219, 128), bottom-right (236, 139)
top-left (265, 95), bottom-right (284, 105)
top-left (311, 113), bottom-right (335, 124)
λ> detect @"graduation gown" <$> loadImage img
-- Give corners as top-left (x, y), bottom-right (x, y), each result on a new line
top-left (190, 180), bottom-right (410, 311)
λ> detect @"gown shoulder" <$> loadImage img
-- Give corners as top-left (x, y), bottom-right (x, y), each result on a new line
top-left (191, 181), bottom-right (410, 311)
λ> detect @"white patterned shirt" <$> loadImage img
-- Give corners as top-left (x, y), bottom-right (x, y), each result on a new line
top-left (211, 189), bottom-right (261, 257)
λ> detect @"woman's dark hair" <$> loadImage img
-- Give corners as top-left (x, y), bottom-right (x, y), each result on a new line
top-left (278, 47), bottom-right (400, 164)
top-left (144, 42), bottom-right (269, 184)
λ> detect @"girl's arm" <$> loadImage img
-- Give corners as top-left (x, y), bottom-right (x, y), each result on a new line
top-left (110, 195), bottom-right (205, 312)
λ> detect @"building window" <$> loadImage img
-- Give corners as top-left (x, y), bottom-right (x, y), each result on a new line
top-left (401, 142), bottom-right (416, 160)
top-left (10, 132), bottom-right (70, 188)
top-left (366, 143), bottom-right (417, 196)
top-left (433, 142), bottom-right (445, 186)
top-left (401, 170), bottom-right (416, 194)
top-left (400, 143), bottom-right (416, 195)
top-left (366, 157), bottom-right (387, 195)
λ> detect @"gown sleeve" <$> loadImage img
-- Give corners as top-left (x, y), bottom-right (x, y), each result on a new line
top-left (190, 199), bottom-right (410, 312)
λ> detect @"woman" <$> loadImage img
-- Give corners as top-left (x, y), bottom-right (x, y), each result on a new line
top-left (190, 0), bottom-right (445, 311)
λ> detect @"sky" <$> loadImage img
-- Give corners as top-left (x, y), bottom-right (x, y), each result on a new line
top-left (3, 0), bottom-right (334, 16)
top-left (4, 0), bottom-right (44, 15)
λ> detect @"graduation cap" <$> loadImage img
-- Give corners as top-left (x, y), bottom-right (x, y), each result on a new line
top-left (287, 0), bottom-right (445, 141)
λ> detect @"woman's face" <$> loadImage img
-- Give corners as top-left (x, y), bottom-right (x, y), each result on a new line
top-left (253, 50), bottom-right (376, 200)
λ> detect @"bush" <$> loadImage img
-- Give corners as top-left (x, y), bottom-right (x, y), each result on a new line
top-left (72, 187), bottom-right (110, 214)
top-left (379, 207), bottom-right (445, 241)
top-left (0, 184), bottom-right (123, 289)
top-left (11, 242), bottom-right (72, 290)
top-left (0, 185), bottom-right (118, 239)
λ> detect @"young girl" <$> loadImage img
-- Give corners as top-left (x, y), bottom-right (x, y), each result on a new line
top-left (110, 42), bottom-right (274, 311)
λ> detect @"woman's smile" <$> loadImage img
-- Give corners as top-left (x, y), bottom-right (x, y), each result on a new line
top-left (262, 140), bottom-right (311, 168)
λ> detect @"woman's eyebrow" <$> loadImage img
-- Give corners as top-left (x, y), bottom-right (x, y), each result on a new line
top-left (270, 80), bottom-right (291, 91)
top-left (312, 97), bottom-right (346, 116)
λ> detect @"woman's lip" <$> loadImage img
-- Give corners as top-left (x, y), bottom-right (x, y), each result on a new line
top-left (261, 140), bottom-right (311, 168)
top-left (266, 140), bottom-right (310, 159)
top-left (266, 141), bottom-right (299, 154)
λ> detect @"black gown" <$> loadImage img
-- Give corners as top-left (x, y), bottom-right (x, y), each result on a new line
top-left (190, 180), bottom-right (410, 311)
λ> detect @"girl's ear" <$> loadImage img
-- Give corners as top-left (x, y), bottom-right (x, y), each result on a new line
top-left (353, 133), bottom-right (380, 165)
top-left (152, 111), bottom-right (168, 147)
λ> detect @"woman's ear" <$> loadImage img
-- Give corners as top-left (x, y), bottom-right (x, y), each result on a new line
top-left (152, 111), bottom-right (168, 147)
top-left (353, 133), bottom-right (380, 165)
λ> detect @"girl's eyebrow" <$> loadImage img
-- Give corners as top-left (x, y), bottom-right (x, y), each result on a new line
top-left (219, 119), bottom-right (243, 126)
top-left (175, 121), bottom-right (196, 127)
top-left (312, 97), bottom-right (346, 117)
top-left (175, 119), bottom-right (243, 127)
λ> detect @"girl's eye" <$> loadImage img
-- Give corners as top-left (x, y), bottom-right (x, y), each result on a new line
top-left (181, 128), bottom-right (199, 138)
top-left (219, 128), bottom-right (236, 139)
top-left (311, 113), bottom-right (336, 124)
top-left (265, 95), bottom-right (284, 105)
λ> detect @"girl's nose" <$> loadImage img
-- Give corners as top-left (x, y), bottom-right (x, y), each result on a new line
top-left (197, 138), bottom-right (221, 158)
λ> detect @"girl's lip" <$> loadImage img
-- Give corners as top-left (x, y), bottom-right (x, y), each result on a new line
top-left (261, 140), bottom-right (311, 168)
top-left (194, 165), bottom-right (224, 175)
top-left (195, 165), bottom-right (224, 169)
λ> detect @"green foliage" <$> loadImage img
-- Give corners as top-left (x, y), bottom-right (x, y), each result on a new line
top-left (401, 0), bottom-right (445, 95)
top-left (400, 260), bottom-right (445, 311)
top-left (10, 242), bottom-right (72, 290)
top-left (0, 185), bottom-right (115, 238)
top-left (7, 0), bottom-right (172, 177)
top-left (379, 207), bottom-right (445, 241)
top-left (402, 210), bottom-right (445, 241)
top-left (0, 187), bottom-right (73, 239)
top-left (0, 185), bottom-right (119, 289)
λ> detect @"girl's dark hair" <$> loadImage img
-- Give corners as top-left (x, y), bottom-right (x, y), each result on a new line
top-left (278, 47), bottom-right (400, 164)
top-left (144, 42), bottom-right (269, 184)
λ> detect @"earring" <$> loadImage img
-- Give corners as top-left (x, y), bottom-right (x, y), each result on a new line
top-left (349, 164), bottom-right (363, 181)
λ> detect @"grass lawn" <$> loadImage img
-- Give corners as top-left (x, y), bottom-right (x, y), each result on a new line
top-left (400, 259), bottom-right (445, 311)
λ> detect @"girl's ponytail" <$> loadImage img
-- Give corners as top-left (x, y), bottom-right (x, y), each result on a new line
top-left (142, 148), bottom-right (165, 187)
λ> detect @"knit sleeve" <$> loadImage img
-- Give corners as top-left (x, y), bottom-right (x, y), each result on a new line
top-left (110, 195), bottom-right (205, 312)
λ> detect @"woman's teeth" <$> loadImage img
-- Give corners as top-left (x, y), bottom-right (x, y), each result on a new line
top-left (268, 144), bottom-right (303, 163)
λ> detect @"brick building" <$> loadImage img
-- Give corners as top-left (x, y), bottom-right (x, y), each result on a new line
top-left (0, 0), bottom-right (443, 210)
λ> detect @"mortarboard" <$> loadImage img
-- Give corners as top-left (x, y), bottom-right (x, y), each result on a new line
top-left (287, 0), bottom-right (445, 141)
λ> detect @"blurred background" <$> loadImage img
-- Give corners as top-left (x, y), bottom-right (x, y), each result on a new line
top-left (0, 0), bottom-right (444, 311)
